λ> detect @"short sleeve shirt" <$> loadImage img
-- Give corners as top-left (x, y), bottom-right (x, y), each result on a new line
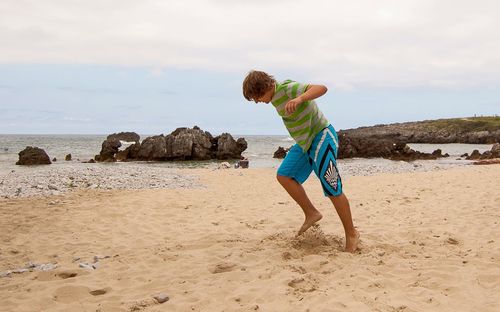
top-left (271, 80), bottom-right (329, 151)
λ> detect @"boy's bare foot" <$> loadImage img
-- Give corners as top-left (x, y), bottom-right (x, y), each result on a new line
top-left (297, 212), bottom-right (323, 236)
top-left (345, 229), bottom-right (360, 253)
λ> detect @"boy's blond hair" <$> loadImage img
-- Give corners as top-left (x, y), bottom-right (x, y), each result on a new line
top-left (242, 70), bottom-right (276, 101)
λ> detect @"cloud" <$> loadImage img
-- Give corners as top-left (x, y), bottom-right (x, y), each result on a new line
top-left (0, 0), bottom-right (499, 89)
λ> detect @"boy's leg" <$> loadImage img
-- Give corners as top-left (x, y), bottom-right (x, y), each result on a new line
top-left (276, 175), bottom-right (323, 235)
top-left (310, 125), bottom-right (359, 252)
top-left (329, 193), bottom-right (359, 253)
top-left (277, 144), bottom-right (321, 235)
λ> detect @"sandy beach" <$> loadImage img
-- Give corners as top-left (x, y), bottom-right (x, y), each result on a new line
top-left (1, 165), bottom-right (499, 311)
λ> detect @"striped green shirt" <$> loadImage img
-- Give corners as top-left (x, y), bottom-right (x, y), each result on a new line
top-left (271, 80), bottom-right (329, 151)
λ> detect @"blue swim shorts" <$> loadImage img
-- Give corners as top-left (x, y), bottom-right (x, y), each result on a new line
top-left (277, 124), bottom-right (342, 197)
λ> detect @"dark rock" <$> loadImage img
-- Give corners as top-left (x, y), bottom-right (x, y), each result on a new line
top-left (238, 159), bottom-right (249, 168)
top-left (336, 133), bottom-right (444, 161)
top-left (274, 146), bottom-right (290, 159)
top-left (432, 149), bottom-right (443, 157)
top-left (138, 135), bottom-right (167, 160)
top-left (65, 154), bottom-right (72, 161)
top-left (124, 142), bottom-right (141, 159)
top-left (214, 134), bottom-right (247, 160)
top-left (165, 127), bottom-right (213, 160)
top-left (338, 134), bottom-right (395, 159)
top-left (52, 157), bottom-right (57, 162)
top-left (96, 139), bottom-right (121, 162)
top-left (466, 150), bottom-right (482, 160)
top-left (480, 151), bottom-right (492, 159)
top-left (460, 153), bottom-right (469, 157)
top-left (107, 132), bottom-right (140, 143)
top-left (16, 147), bottom-right (51, 165)
top-left (115, 150), bottom-right (129, 161)
top-left (491, 143), bottom-right (500, 158)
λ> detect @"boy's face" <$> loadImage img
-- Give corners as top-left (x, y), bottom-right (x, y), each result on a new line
top-left (253, 84), bottom-right (275, 104)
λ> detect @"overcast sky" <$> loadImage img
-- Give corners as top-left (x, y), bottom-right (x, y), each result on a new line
top-left (1, 0), bottom-right (499, 134)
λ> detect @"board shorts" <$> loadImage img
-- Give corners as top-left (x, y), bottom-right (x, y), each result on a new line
top-left (277, 124), bottom-right (342, 197)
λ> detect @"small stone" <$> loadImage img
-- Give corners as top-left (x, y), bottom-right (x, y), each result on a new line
top-left (25, 262), bottom-right (37, 269)
top-left (218, 162), bottom-right (231, 169)
top-left (37, 263), bottom-right (58, 271)
top-left (153, 293), bottom-right (170, 304)
top-left (48, 184), bottom-right (58, 190)
top-left (238, 159), bottom-right (249, 169)
top-left (79, 263), bottom-right (95, 270)
top-left (0, 270), bottom-right (12, 278)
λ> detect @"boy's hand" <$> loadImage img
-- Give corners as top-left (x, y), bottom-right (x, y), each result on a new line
top-left (285, 97), bottom-right (304, 115)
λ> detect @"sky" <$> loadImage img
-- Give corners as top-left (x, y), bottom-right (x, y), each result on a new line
top-left (0, 0), bottom-right (499, 135)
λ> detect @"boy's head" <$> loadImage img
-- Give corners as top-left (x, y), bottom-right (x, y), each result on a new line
top-left (242, 70), bottom-right (275, 104)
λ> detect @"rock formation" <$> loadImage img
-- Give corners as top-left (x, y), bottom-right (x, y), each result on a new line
top-left (107, 132), bottom-right (140, 143)
top-left (339, 117), bottom-right (500, 144)
top-left (337, 134), bottom-right (449, 161)
top-left (16, 147), bottom-right (52, 165)
top-left (95, 126), bottom-right (247, 162)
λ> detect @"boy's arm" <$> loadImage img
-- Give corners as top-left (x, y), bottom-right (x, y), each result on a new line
top-left (285, 84), bottom-right (328, 115)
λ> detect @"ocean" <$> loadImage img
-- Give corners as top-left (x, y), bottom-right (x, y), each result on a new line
top-left (0, 134), bottom-right (494, 171)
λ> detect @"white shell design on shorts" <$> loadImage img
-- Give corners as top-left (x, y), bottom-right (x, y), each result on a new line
top-left (324, 160), bottom-right (339, 190)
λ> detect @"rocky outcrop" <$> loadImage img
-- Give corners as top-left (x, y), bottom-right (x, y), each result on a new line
top-left (137, 135), bottom-right (167, 160)
top-left (215, 133), bottom-right (247, 160)
top-left (95, 139), bottom-right (121, 162)
top-left (16, 147), bottom-right (52, 165)
top-left (337, 134), bottom-right (448, 161)
top-left (107, 132), bottom-right (140, 143)
top-left (467, 143), bottom-right (500, 160)
top-left (95, 127), bottom-right (247, 162)
top-left (165, 127), bottom-right (213, 160)
top-left (340, 117), bottom-right (500, 144)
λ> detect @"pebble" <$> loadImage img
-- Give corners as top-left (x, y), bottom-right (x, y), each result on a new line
top-left (78, 263), bottom-right (95, 270)
top-left (218, 162), bottom-right (231, 169)
top-left (153, 293), bottom-right (170, 304)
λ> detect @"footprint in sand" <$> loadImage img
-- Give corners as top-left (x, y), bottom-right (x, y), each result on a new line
top-left (36, 270), bottom-right (84, 282)
top-left (89, 288), bottom-right (111, 296)
top-left (53, 286), bottom-right (111, 303)
top-left (208, 262), bottom-right (240, 274)
top-left (287, 277), bottom-right (317, 293)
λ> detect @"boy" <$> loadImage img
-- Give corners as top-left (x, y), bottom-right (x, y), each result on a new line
top-left (242, 70), bottom-right (359, 253)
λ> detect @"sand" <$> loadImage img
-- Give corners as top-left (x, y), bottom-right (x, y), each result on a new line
top-left (1, 165), bottom-right (499, 311)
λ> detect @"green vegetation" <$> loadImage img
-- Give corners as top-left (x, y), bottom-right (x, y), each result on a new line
top-left (423, 116), bottom-right (500, 132)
